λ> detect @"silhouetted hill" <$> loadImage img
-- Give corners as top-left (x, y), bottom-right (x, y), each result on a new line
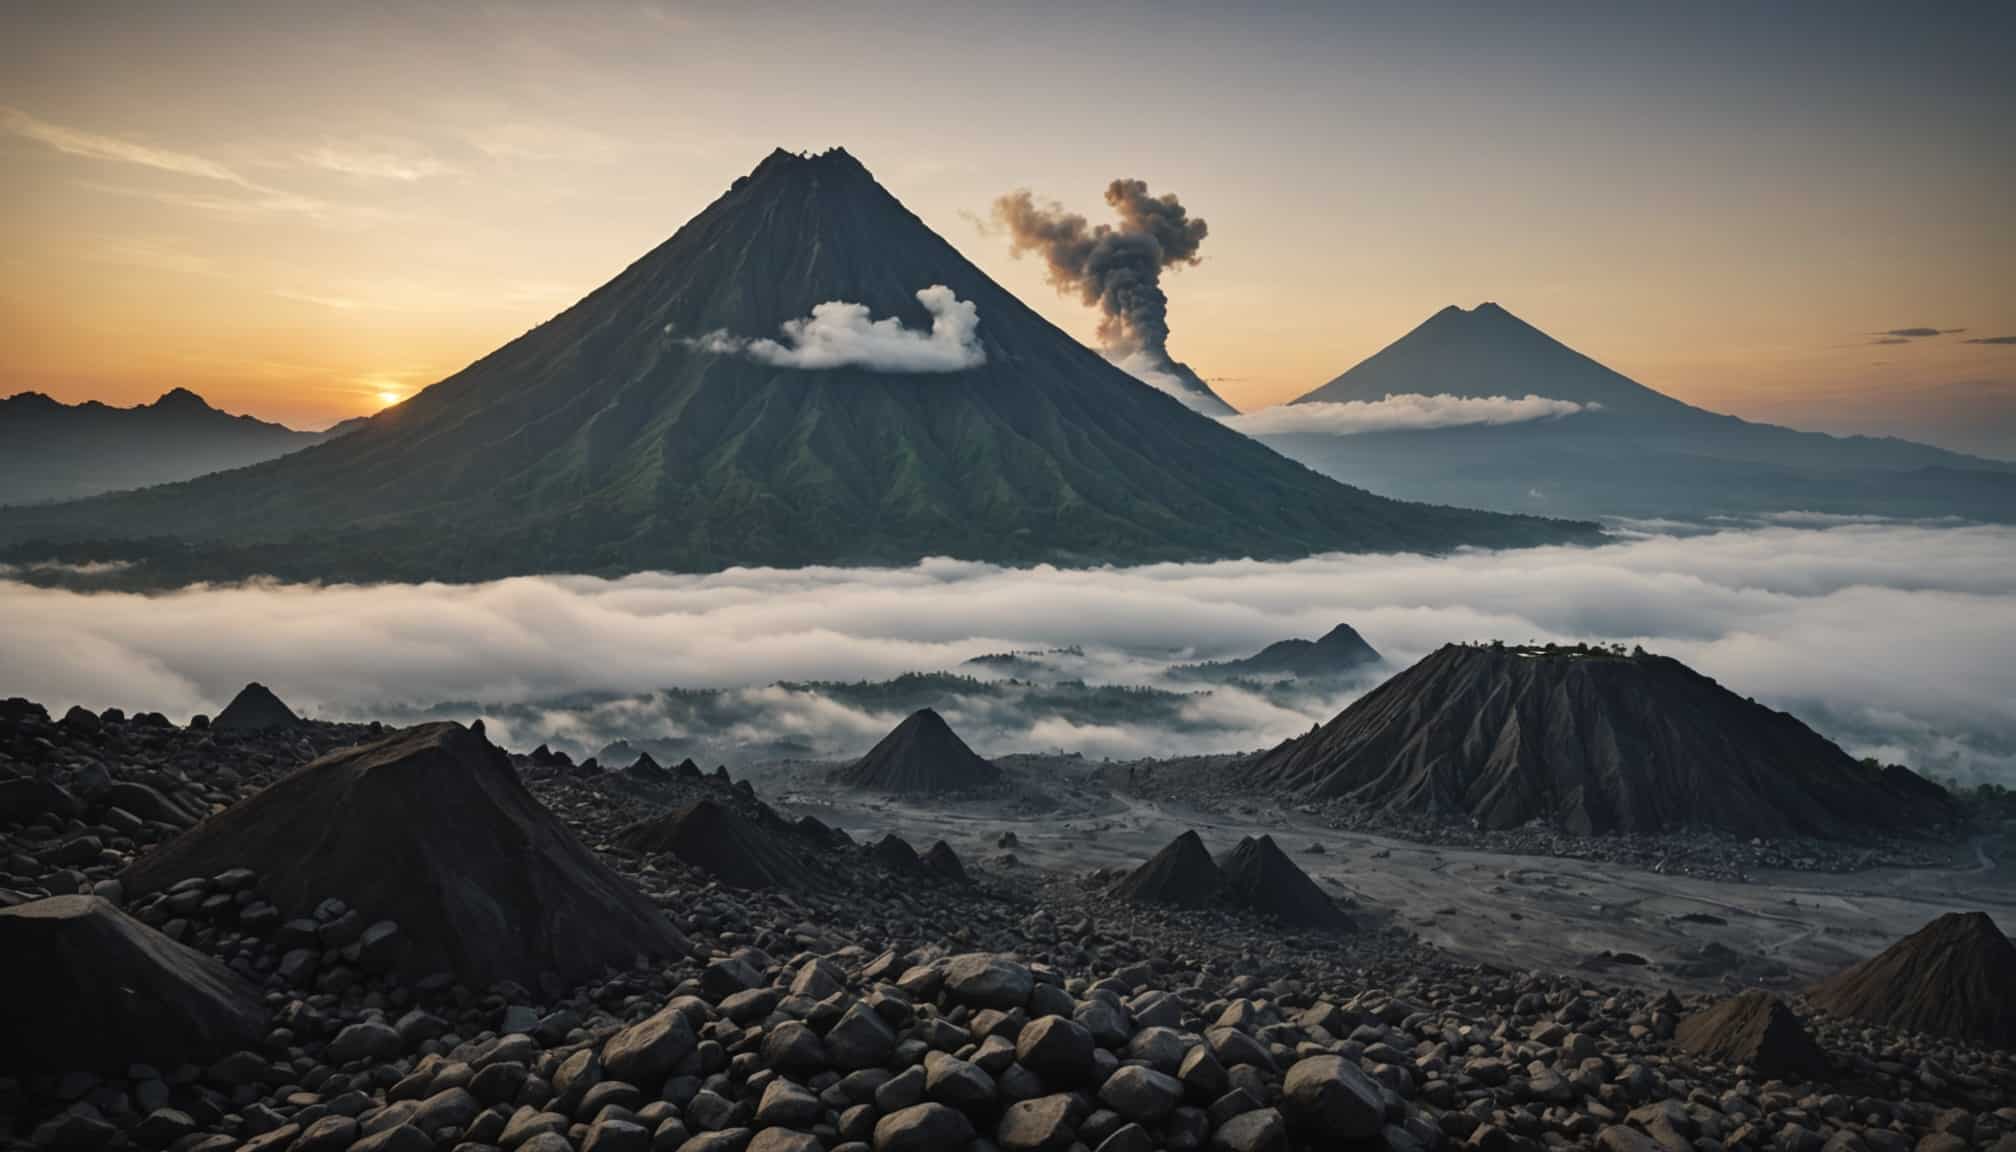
top-left (1255, 303), bottom-right (2016, 522)
top-left (831, 707), bottom-right (999, 795)
top-left (0, 388), bottom-right (332, 506)
top-left (0, 152), bottom-right (1591, 584)
top-left (1240, 643), bottom-right (1956, 839)
top-left (1173, 622), bottom-right (1381, 682)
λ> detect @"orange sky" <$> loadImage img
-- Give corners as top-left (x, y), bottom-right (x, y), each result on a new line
top-left (2, 3), bottom-right (2011, 454)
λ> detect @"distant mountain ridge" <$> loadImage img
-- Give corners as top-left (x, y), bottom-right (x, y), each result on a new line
top-left (1256, 303), bottom-right (2016, 522)
top-left (0, 149), bottom-right (1592, 584)
top-left (0, 388), bottom-right (344, 506)
top-left (1172, 623), bottom-right (1382, 682)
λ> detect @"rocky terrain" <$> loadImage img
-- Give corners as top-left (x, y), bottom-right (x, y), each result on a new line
top-left (3, 694), bottom-right (2014, 1152)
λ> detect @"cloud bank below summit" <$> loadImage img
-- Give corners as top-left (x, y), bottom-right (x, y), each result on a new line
top-left (2, 520), bottom-right (2012, 782)
top-left (1224, 394), bottom-right (1594, 436)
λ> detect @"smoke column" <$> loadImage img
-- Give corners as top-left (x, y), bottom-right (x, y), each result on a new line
top-left (993, 179), bottom-right (1207, 365)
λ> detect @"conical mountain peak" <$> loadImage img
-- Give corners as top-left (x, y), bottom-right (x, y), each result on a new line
top-left (0, 148), bottom-right (1590, 582)
top-left (1296, 300), bottom-right (1687, 416)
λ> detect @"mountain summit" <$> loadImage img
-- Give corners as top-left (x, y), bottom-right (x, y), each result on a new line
top-left (0, 149), bottom-right (1587, 584)
top-left (1258, 302), bottom-right (2016, 521)
top-left (1296, 302), bottom-right (1687, 417)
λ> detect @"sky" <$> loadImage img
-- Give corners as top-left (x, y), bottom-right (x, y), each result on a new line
top-left (2, 2), bottom-right (2011, 452)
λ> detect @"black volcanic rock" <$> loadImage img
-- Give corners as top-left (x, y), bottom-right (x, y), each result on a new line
top-left (1674, 991), bottom-right (1829, 1081)
top-left (1174, 622), bottom-right (1381, 682)
top-left (0, 388), bottom-right (332, 506)
top-left (210, 681), bottom-right (300, 732)
top-left (870, 833), bottom-right (926, 874)
top-left (0, 150), bottom-right (1589, 584)
top-left (624, 751), bottom-right (668, 779)
top-left (614, 798), bottom-right (820, 891)
top-left (921, 839), bottom-right (969, 882)
top-left (1808, 912), bottom-right (2016, 1049)
top-left (0, 895), bottom-right (266, 1074)
top-left (832, 708), bottom-right (1000, 795)
top-left (1241, 643), bottom-right (1956, 838)
top-left (1112, 830), bottom-right (1222, 909)
top-left (1216, 834), bottom-right (1351, 932)
top-left (122, 722), bottom-right (688, 986)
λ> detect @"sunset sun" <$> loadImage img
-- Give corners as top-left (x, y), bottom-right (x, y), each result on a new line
top-left (375, 389), bottom-right (402, 406)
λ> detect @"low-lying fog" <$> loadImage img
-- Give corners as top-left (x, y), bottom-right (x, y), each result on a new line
top-left (3, 517), bottom-right (2013, 784)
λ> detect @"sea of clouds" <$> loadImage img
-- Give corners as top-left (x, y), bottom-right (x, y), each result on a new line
top-left (2, 518), bottom-right (2012, 783)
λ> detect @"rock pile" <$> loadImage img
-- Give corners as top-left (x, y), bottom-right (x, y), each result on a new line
top-left (122, 722), bottom-right (690, 987)
top-left (831, 709), bottom-right (1000, 796)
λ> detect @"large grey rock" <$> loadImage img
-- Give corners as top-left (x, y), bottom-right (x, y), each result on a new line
top-left (873, 1103), bottom-right (974, 1152)
top-left (943, 954), bottom-right (1033, 1010)
top-left (1280, 1054), bottom-right (1384, 1139)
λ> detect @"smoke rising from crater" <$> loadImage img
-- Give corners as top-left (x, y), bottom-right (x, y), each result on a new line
top-left (993, 179), bottom-right (1207, 364)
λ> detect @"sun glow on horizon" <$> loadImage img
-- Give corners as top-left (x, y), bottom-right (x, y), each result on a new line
top-left (375, 389), bottom-right (403, 407)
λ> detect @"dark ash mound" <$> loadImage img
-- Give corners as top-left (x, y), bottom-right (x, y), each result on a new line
top-left (122, 722), bottom-right (688, 987)
top-left (614, 798), bottom-right (823, 892)
top-left (1113, 829), bottom-right (1350, 932)
top-left (1216, 834), bottom-right (1353, 932)
top-left (1674, 990), bottom-right (1830, 1081)
top-left (0, 894), bottom-right (266, 1074)
top-left (1241, 643), bottom-right (1955, 839)
top-left (1112, 829), bottom-right (1222, 909)
top-left (831, 708), bottom-right (1000, 795)
top-left (210, 681), bottom-right (300, 732)
top-left (1808, 911), bottom-right (2016, 1050)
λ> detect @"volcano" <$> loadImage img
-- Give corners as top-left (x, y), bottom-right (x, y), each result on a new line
top-left (1239, 643), bottom-right (1955, 839)
top-left (0, 151), bottom-right (1586, 585)
top-left (1248, 302), bottom-right (2016, 523)
top-left (832, 707), bottom-right (999, 795)
top-left (1807, 912), bottom-right (2016, 1049)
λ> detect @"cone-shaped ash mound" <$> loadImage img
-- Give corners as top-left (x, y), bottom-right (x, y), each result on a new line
top-left (1808, 911), bottom-right (2016, 1049)
top-left (123, 722), bottom-right (688, 987)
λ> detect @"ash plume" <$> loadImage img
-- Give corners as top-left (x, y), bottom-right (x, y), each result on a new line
top-left (993, 179), bottom-right (1207, 364)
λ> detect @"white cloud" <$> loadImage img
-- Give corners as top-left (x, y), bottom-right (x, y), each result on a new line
top-left (690, 285), bottom-right (985, 373)
top-left (300, 144), bottom-right (451, 183)
top-left (2, 105), bottom-right (249, 186)
top-left (2, 520), bottom-right (2013, 783)
top-left (1224, 393), bottom-right (1592, 436)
